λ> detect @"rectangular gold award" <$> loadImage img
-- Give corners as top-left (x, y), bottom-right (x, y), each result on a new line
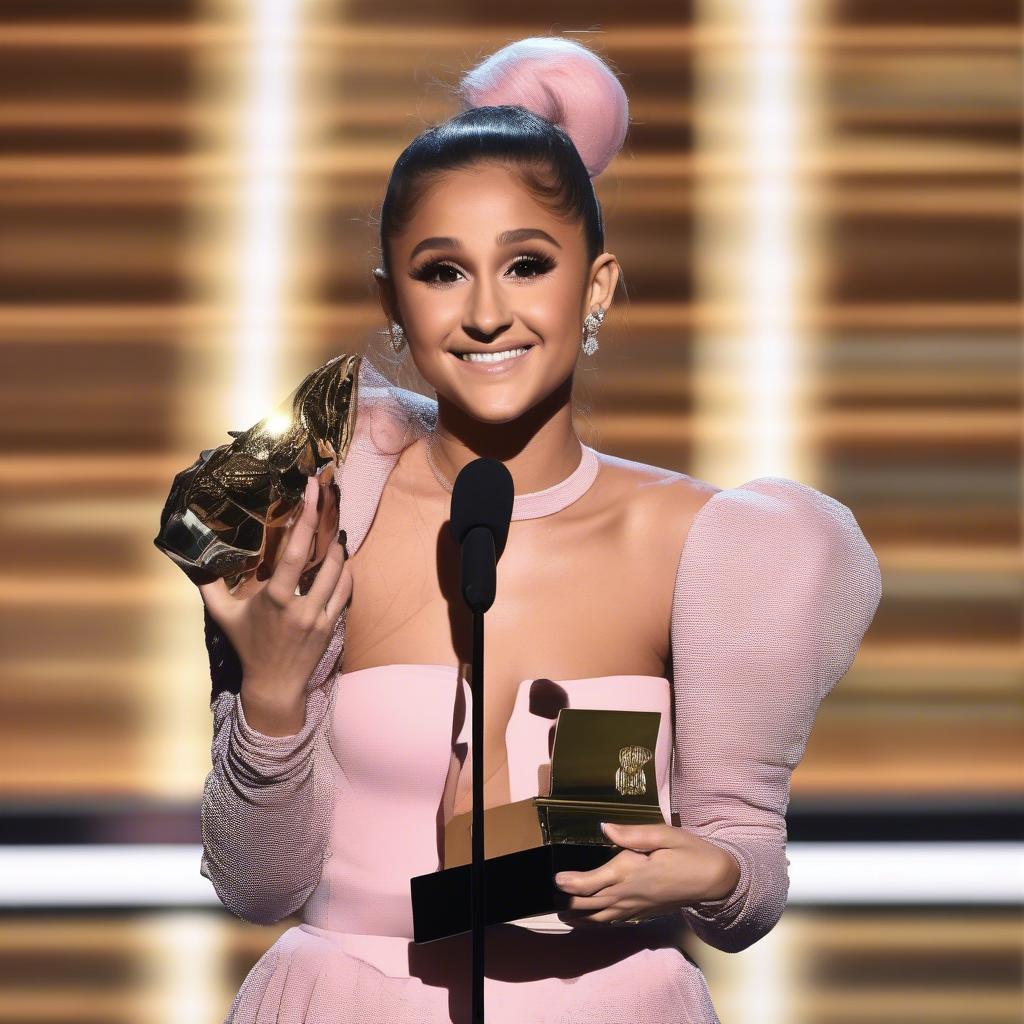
top-left (411, 707), bottom-right (666, 942)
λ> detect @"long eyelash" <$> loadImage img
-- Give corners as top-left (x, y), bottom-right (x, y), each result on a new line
top-left (409, 250), bottom-right (556, 285)
top-left (510, 250), bottom-right (557, 275)
top-left (409, 259), bottom-right (460, 284)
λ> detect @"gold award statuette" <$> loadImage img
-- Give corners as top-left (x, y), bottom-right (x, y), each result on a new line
top-left (153, 352), bottom-right (362, 598)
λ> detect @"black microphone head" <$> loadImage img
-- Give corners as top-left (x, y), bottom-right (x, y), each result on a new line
top-left (449, 457), bottom-right (514, 560)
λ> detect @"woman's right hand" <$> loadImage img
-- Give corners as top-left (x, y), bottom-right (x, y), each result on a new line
top-left (198, 475), bottom-right (352, 733)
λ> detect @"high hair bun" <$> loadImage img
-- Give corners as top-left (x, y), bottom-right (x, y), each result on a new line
top-left (457, 36), bottom-right (629, 178)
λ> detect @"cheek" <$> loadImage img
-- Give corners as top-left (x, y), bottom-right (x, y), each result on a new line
top-left (404, 290), bottom-right (462, 336)
top-left (518, 283), bottom-right (583, 338)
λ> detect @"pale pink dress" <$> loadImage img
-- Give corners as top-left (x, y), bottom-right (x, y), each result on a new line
top-left (199, 356), bottom-right (883, 1023)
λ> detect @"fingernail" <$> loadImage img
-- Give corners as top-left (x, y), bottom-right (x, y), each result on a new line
top-left (554, 873), bottom-right (568, 885)
top-left (600, 821), bottom-right (610, 833)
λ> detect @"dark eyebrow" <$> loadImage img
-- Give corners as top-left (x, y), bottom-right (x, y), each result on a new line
top-left (408, 228), bottom-right (561, 262)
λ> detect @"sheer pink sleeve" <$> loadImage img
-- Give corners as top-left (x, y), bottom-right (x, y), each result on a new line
top-left (198, 626), bottom-right (343, 925)
top-left (197, 356), bottom-right (436, 925)
top-left (668, 476), bottom-right (882, 952)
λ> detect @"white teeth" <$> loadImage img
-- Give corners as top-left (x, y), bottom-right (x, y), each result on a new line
top-left (458, 347), bottom-right (529, 363)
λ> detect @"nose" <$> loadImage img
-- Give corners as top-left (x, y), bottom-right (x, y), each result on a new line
top-left (461, 273), bottom-right (512, 343)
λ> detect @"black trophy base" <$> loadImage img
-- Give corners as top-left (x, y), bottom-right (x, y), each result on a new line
top-left (410, 842), bottom-right (617, 944)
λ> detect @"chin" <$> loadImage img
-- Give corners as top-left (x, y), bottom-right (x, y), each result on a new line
top-left (456, 396), bottom-right (531, 425)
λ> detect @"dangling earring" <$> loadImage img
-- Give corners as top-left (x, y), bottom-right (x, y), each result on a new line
top-left (388, 320), bottom-right (406, 354)
top-left (582, 307), bottom-right (605, 356)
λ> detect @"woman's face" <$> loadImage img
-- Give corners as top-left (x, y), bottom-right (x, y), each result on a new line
top-left (378, 161), bottom-right (618, 425)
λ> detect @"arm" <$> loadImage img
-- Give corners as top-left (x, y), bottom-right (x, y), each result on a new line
top-left (199, 609), bottom-right (346, 925)
top-left (196, 355), bottom-right (418, 925)
top-left (669, 477), bottom-right (882, 952)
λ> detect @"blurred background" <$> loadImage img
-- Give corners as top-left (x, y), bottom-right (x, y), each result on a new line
top-left (0, 1), bottom-right (1021, 1022)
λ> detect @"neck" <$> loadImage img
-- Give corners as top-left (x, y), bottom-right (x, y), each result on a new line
top-left (429, 381), bottom-right (582, 494)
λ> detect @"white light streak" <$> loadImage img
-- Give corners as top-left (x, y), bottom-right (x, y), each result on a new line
top-left (0, 844), bottom-right (1019, 907)
top-left (749, 0), bottom-right (797, 472)
top-left (231, 0), bottom-right (304, 426)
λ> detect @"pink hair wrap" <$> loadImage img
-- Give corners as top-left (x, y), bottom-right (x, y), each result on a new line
top-left (457, 36), bottom-right (629, 178)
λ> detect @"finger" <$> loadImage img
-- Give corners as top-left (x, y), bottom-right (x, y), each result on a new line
top-left (560, 896), bottom-right (679, 928)
top-left (197, 577), bottom-right (230, 619)
top-left (584, 906), bottom-right (643, 926)
top-left (559, 882), bottom-right (628, 913)
top-left (266, 475), bottom-right (320, 604)
top-left (554, 855), bottom-right (629, 897)
top-left (305, 525), bottom-right (346, 614)
top-left (600, 821), bottom-right (678, 853)
top-left (323, 556), bottom-right (353, 624)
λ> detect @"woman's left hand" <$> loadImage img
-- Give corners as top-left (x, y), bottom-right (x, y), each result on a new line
top-left (552, 821), bottom-right (741, 927)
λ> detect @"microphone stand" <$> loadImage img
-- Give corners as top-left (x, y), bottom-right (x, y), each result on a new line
top-left (448, 455), bottom-right (513, 1024)
top-left (470, 607), bottom-right (485, 1024)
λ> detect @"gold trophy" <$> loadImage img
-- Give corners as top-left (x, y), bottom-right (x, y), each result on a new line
top-left (411, 707), bottom-right (668, 942)
top-left (153, 353), bottom-right (361, 597)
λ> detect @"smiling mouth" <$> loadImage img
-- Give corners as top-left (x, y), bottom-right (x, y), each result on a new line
top-left (453, 346), bottom-right (533, 364)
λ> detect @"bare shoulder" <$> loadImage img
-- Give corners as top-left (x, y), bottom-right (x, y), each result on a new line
top-left (592, 450), bottom-right (722, 563)
top-left (593, 450), bottom-right (721, 518)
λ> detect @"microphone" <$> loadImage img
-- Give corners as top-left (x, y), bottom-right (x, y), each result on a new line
top-left (447, 455), bottom-right (513, 1024)
top-left (449, 457), bottom-right (514, 613)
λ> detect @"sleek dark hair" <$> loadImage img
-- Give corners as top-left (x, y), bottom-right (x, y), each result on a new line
top-left (377, 105), bottom-right (604, 277)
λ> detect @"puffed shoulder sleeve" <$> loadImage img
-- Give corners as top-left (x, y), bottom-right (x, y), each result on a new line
top-left (668, 476), bottom-right (882, 952)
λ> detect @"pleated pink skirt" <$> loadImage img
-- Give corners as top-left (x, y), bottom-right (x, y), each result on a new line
top-left (222, 919), bottom-right (720, 1024)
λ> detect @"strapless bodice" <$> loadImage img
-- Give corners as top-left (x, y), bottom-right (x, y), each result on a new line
top-left (300, 663), bottom-right (674, 947)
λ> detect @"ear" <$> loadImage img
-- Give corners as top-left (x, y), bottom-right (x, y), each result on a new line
top-left (373, 267), bottom-right (401, 327)
top-left (585, 252), bottom-right (620, 316)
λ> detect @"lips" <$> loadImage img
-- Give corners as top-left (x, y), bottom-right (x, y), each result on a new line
top-left (452, 344), bottom-right (534, 358)
top-left (450, 346), bottom-right (534, 372)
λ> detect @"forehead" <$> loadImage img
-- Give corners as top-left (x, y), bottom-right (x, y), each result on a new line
top-left (394, 162), bottom-right (581, 251)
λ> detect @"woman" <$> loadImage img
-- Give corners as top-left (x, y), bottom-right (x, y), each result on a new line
top-left (197, 36), bottom-right (882, 1024)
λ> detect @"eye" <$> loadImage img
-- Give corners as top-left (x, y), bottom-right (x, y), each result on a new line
top-left (507, 251), bottom-right (557, 279)
top-left (408, 250), bottom-right (557, 289)
top-left (409, 260), bottom-right (463, 287)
